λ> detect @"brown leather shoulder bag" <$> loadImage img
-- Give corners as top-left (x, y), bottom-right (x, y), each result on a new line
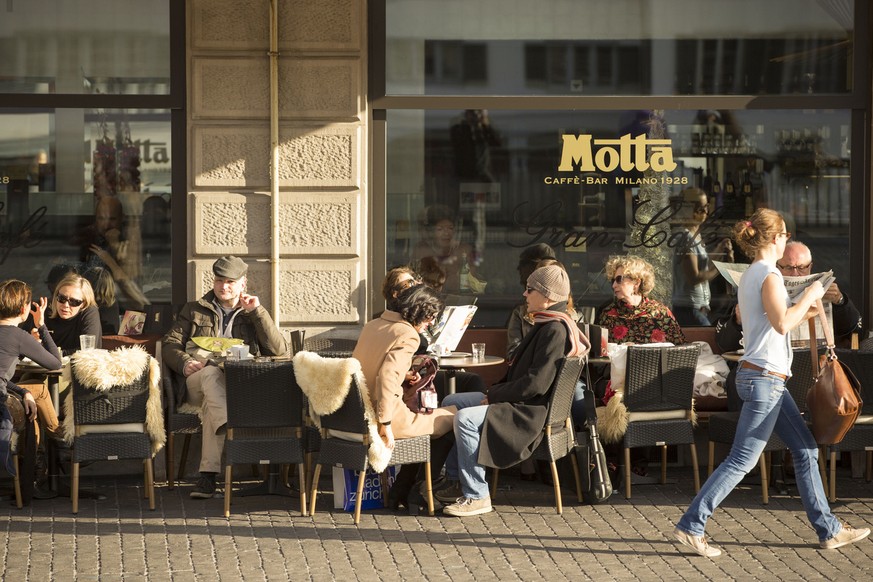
top-left (806, 299), bottom-right (863, 445)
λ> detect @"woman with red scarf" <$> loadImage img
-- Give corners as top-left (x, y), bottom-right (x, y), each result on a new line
top-left (598, 255), bottom-right (685, 345)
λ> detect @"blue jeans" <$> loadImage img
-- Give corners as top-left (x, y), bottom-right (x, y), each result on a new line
top-left (441, 391), bottom-right (490, 499)
top-left (677, 368), bottom-right (840, 541)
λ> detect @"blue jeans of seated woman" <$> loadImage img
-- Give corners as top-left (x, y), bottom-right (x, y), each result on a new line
top-left (677, 368), bottom-right (840, 541)
top-left (441, 391), bottom-right (490, 499)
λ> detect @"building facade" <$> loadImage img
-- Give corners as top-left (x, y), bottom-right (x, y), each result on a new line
top-left (1, 0), bottom-right (870, 338)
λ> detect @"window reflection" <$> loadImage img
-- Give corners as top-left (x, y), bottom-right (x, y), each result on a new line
top-left (387, 0), bottom-right (853, 96)
top-left (0, 109), bottom-right (172, 325)
top-left (386, 109), bottom-right (851, 327)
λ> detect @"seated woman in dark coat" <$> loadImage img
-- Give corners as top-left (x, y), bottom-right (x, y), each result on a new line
top-left (435, 265), bottom-right (589, 517)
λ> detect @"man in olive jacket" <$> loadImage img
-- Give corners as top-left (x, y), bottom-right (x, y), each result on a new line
top-left (162, 256), bottom-right (286, 498)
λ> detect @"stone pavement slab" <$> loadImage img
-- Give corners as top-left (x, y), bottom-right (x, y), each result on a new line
top-left (0, 467), bottom-right (870, 581)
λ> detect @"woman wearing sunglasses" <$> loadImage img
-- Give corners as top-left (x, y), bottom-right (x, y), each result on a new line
top-left (598, 255), bottom-right (685, 346)
top-left (47, 274), bottom-right (102, 355)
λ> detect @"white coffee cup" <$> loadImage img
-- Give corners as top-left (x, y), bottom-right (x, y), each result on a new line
top-left (228, 344), bottom-right (251, 360)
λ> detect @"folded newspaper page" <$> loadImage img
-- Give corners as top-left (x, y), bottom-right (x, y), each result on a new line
top-left (428, 305), bottom-right (477, 355)
top-left (712, 261), bottom-right (837, 347)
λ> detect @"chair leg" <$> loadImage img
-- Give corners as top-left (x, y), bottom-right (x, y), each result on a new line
top-left (309, 464), bottom-right (322, 516)
top-left (297, 462), bottom-right (307, 517)
top-left (706, 441), bottom-right (715, 477)
top-left (866, 451), bottom-right (873, 483)
top-left (72, 462), bottom-right (80, 514)
top-left (569, 449), bottom-right (583, 503)
top-left (490, 469), bottom-right (499, 498)
top-left (818, 447), bottom-right (828, 494)
top-left (283, 464), bottom-right (291, 488)
top-left (224, 465), bottom-right (233, 518)
top-left (305, 451), bottom-right (314, 492)
top-left (829, 451), bottom-right (837, 503)
top-left (145, 459), bottom-right (155, 511)
top-left (353, 469), bottom-right (366, 525)
top-left (166, 433), bottom-right (176, 490)
top-left (707, 441), bottom-right (715, 476)
top-left (12, 455), bottom-right (22, 509)
top-left (179, 434), bottom-right (192, 483)
top-left (424, 462), bottom-right (434, 516)
top-left (550, 460), bottom-right (562, 515)
top-left (759, 454), bottom-right (769, 505)
top-left (624, 447), bottom-right (632, 499)
top-left (689, 443), bottom-right (700, 493)
top-left (660, 445), bottom-right (668, 485)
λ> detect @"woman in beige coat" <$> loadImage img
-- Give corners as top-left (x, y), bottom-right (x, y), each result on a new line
top-left (353, 284), bottom-right (456, 512)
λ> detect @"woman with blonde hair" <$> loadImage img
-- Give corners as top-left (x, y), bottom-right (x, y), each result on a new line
top-left (673, 209), bottom-right (869, 557)
top-left (598, 255), bottom-right (684, 345)
top-left (47, 274), bottom-right (102, 354)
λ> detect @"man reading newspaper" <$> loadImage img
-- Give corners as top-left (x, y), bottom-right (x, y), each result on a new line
top-left (714, 241), bottom-right (861, 354)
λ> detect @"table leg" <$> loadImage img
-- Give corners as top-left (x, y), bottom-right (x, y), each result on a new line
top-left (446, 370), bottom-right (457, 395)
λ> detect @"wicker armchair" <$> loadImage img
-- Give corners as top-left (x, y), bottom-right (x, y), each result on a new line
top-left (622, 344), bottom-right (701, 499)
top-left (823, 349), bottom-right (873, 501)
top-left (160, 360), bottom-right (201, 490)
top-left (223, 360), bottom-right (307, 517)
top-left (489, 356), bottom-right (585, 514)
top-left (306, 371), bottom-right (433, 524)
top-left (68, 350), bottom-right (157, 514)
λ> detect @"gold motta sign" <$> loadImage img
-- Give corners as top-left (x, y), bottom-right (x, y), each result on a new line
top-left (557, 133), bottom-right (677, 173)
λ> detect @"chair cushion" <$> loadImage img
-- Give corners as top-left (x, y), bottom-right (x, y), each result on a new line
top-left (77, 423), bottom-right (146, 435)
top-left (628, 409), bottom-right (688, 423)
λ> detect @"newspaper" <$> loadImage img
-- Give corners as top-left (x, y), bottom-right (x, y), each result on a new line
top-left (712, 261), bottom-right (837, 347)
top-left (427, 305), bottom-right (477, 355)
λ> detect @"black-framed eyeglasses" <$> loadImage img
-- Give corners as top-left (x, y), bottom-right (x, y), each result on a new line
top-left (776, 232), bottom-right (792, 240)
top-left (56, 293), bottom-right (84, 307)
top-left (693, 204), bottom-right (708, 213)
top-left (611, 275), bottom-right (631, 285)
top-left (525, 286), bottom-right (537, 294)
top-left (777, 262), bottom-right (812, 273)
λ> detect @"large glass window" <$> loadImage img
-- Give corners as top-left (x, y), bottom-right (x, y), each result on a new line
top-left (386, 109), bottom-right (851, 327)
top-left (0, 0), bottom-right (177, 333)
top-left (386, 0), bottom-right (854, 96)
top-left (0, 0), bottom-right (171, 94)
top-left (1, 109), bottom-right (173, 312)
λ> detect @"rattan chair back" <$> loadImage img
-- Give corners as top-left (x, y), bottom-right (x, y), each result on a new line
top-left (316, 376), bottom-right (369, 436)
top-left (225, 360), bottom-right (302, 429)
top-left (72, 366), bottom-right (150, 425)
top-left (624, 344), bottom-right (700, 412)
top-left (544, 356), bottom-right (585, 429)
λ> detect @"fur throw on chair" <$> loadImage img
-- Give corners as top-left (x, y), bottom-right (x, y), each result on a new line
top-left (62, 346), bottom-right (166, 455)
top-left (292, 351), bottom-right (392, 473)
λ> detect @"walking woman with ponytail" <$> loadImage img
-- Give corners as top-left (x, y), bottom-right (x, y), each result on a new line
top-left (672, 209), bottom-right (869, 557)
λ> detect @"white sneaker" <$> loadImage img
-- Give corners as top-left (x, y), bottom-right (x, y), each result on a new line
top-left (673, 527), bottom-right (722, 558)
top-left (443, 496), bottom-right (493, 517)
top-left (820, 525), bottom-right (870, 550)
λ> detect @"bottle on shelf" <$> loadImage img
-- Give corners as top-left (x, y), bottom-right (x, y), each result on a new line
top-left (712, 174), bottom-right (722, 209)
top-left (724, 171), bottom-right (736, 199)
top-left (742, 170), bottom-right (754, 216)
top-left (703, 170), bottom-right (713, 195)
top-left (459, 253), bottom-right (471, 293)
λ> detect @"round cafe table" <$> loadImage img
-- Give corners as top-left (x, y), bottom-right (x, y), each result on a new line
top-left (437, 355), bottom-right (504, 395)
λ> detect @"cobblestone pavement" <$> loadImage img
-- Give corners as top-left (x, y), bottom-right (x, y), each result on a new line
top-left (0, 467), bottom-right (871, 581)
